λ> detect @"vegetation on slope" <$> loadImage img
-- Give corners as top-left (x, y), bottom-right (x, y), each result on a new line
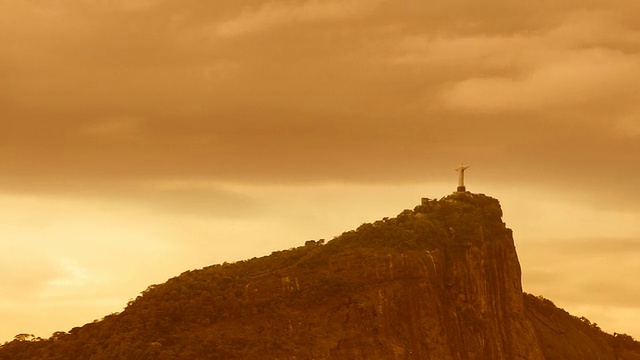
top-left (1, 193), bottom-right (637, 359)
top-left (524, 294), bottom-right (640, 360)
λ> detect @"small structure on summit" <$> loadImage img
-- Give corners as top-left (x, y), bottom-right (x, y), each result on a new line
top-left (421, 163), bottom-right (471, 205)
top-left (455, 163), bottom-right (470, 192)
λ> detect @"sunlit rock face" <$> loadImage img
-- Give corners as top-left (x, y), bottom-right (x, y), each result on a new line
top-left (2, 193), bottom-right (640, 359)
top-left (296, 193), bottom-right (545, 359)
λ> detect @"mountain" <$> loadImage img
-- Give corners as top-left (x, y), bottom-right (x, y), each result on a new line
top-left (1, 192), bottom-right (639, 359)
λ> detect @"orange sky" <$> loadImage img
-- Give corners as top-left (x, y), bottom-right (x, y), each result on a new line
top-left (1, 0), bottom-right (640, 342)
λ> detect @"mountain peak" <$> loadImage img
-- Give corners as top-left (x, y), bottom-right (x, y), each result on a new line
top-left (1, 193), bottom-right (639, 359)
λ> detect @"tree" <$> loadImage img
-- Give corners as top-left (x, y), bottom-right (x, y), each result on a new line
top-left (13, 333), bottom-right (35, 342)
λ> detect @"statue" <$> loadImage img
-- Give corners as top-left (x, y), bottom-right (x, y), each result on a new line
top-left (455, 163), bottom-right (469, 192)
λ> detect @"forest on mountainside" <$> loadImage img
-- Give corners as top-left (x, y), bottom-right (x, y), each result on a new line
top-left (1, 193), bottom-right (639, 359)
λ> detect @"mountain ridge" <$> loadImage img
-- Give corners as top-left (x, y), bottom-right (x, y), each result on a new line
top-left (1, 192), bottom-right (639, 359)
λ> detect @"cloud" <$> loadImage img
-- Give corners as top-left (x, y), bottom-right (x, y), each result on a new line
top-left (216, 0), bottom-right (381, 37)
top-left (78, 115), bottom-right (146, 139)
top-left (442, 47), bottom-right (640, 113)
top-left (388, 9), bottom-right (640, 114)
top-left (520, 237), bottom-right (640, 307)
top-left (547, 9), bottom-right (640, 50)
top-left (0, 179), bottom-right (264, 219)
top-left (518, 234), bottom-right (640, 337)
top-left (108, 0), bottom-right (164, 12)
top-left (0, 252), bottom-right (63, 299)
top-left (126, 181), bottom-right (263, 217)
top-left (392, 33), bottom-right (539, 71)
top-left (614, 110), bottom-right (640, 138)
top-left (390, 8), bottom-right (640, 69)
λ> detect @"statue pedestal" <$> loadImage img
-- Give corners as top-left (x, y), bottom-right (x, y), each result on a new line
top-left (455, 163), bottom-right (469, 193)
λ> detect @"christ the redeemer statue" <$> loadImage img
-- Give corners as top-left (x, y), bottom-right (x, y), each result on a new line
top-left (455, 163), bottom-right (470, 192)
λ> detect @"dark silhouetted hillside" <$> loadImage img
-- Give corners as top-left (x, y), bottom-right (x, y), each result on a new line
top-left (1, 192), bottom-right (638, 359)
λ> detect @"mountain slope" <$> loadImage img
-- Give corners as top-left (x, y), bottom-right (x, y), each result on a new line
top-left (524, 293), bottom-right (640, 360)
top-left (1, 192), bottom-right (638, 359)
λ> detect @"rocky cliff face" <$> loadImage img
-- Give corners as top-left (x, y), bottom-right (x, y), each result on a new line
top-left (1, 193), bottom-right (638, 359)
top-left (301, 204), bottom-right (538, 358)
top-left (307, 193), bottom-right (545, 359)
